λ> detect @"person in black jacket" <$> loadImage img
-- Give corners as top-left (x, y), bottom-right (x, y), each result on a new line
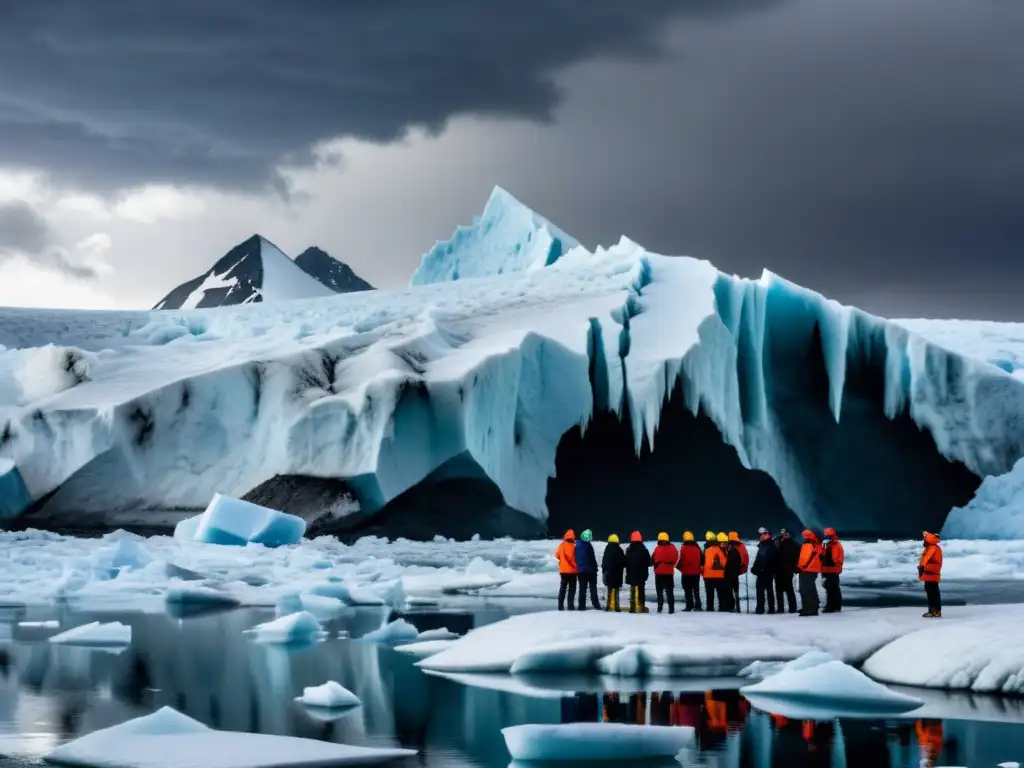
top-left (751, 527), bottom-right (779, 614)
top-left (774, 528), bottom-right (799, 614)
top-left (601, 533), bottom-right (626, 611)
top-left (625, 530), bottom-right (651, 613)
top-left (724, 539), bottom-right (741, 613)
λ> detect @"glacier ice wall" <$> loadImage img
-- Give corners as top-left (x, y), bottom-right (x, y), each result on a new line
top-left (2, 191), bottom-right (1023, 537)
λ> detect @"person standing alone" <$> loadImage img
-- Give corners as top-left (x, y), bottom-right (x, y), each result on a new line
top-left (677, 531), bottom-right (703, 611)
top-left (821, 527), bottom-right (844, 613)
top-left (575, 529), bottom-right (601, 610)
top-left (774, 529), bottom-right (799, 614)
top-left (555, 529), bottom-right (578, 610)
top-left (797, 529), bottom-right (822, 616)
top-left (652, 532), bottom-right (679, 614)
top-left (919, 531), bottom-right (943, 618)
top-left (751, 527), bottom-right (778, 614)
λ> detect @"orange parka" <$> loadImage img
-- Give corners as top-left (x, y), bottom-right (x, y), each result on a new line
top-left (919, 533), bottom-right (942, 583)
top-left (555, 530), bottom-right (578, 574)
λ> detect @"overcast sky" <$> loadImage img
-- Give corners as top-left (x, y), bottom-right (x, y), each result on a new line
top-left (1, 0), bottom-right (1022, 319)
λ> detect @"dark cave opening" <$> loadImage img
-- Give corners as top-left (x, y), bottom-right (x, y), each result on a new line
top-left (546, 382), bottom-right (802, 541)
top-left (761, 314), bottom-right (981, 538)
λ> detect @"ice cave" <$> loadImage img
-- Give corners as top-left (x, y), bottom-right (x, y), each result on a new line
top-left (2, 186), bottom-right (1024, 539)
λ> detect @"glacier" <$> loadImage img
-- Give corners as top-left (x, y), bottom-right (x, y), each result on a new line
top-left (2, 186), bottom-right (1024, 538)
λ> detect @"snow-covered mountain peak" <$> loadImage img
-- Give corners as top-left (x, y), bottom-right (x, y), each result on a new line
top-left (295, 247), bottom-right (374, 293)
top-left (153, 236), bottom-right (352, 310)
top-left (411, 185), bottom-right (581, 286)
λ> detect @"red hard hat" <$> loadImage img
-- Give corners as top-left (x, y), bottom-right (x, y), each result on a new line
top-left (630, 530), bottom-right (642, 542)
top-left (824, 527), bottom-right (837, 537)
top-left (801, 529), bottom-right (817, 540)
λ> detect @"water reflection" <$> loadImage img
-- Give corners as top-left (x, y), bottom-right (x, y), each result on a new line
top-left (0, 606), bottom-right (1022, 767)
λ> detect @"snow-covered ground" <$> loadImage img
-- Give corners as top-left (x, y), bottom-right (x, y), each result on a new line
top-left (2, 530), bottom-right (1022, 609)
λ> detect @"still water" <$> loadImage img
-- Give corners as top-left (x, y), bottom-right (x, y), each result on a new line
top-left (0, 601), bottom-right (1021, 767)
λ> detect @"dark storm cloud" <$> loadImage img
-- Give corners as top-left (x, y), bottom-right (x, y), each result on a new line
top-left (0, 0), bottom-right (776, 194)
top-left (0, 201), bottom-right (96, 278)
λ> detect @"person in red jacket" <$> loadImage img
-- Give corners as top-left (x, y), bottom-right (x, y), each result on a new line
top-left (728, 532), bottom-right (749, 614)
top-left (652, 532), bottom-right (679, 614)
top-left (797, 530), bottom-right (822, 616)
top-left (821, 527), bottom-right (845, 613)
top-left (677, 531), bottom-right (703, 611)
top-left (555, 529), bottom-right (578, 611)
top-left (919, 531), bottom-right (943, 618)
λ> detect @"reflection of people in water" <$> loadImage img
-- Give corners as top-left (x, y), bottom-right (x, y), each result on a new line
top-left (560, 692), bottom-right (600, 723)
top-left (916, 719), bottom-right (943, 767)
top-left (650, 692), bottom-right (673, 726)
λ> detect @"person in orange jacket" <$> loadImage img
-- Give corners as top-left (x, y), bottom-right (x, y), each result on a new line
top-left (728, 532), bottom-right (749, 614)
top-left (677, 531), bottom-right (703, 611)
top-left (797, 529), bottom-right (822, 616)
top-left (919, 531), bottom-right (943, 618)
top-left (555, 529), bottom-right (578, 611)
top-left (652, 532), bottom-right (679, 614)
top-left (821, 527), bottom-right (845, 613)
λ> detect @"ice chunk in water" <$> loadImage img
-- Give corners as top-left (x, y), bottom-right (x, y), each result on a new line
top-left (360, 618), bottom-right (419, 645)
top-left (179, 494), bottom-right (305, 547)
top-left (44, 705), bottom-right (415, 767)
top-left (740, 659), bottom-right (922, 713)
top-left (740, 650), bottom-right (836, 679)
top-left (244, 611), bottom-right (325, 644)
top-left (49, 621), bottom-right (131, 647)
top-left (502, 723), bottom-right (695, 762)
top-left (294, 681), bottom-right (361, 709)
top-left (165, 585), bottom-right (240, 607)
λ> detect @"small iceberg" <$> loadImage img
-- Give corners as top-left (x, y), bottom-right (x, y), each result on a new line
top-left (243, 611), bottom-right (326, 644)
top-left (49, 621), bottom-right (131, 647)
top-left (276, 592), bottom-right (351, 620)
top-left (359, 618), bottom-right (419, 645)
top-left (740, 653), bottom-right (923, 714)
top-left (165, 585), bottom-right (240, 607)
top-left (394, 639), bottom-right (458, 658)
top-left (294, 681), bottom-right (361, 709)
top-left (175, 493), bottom-right (305, 548)
top-left (502, 723), bottom-right (695, 762)
top-left (43, 706), bottom-right (415, 767)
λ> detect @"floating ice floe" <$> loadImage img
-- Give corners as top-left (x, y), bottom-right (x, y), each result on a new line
top-left (360, 618), bottom-right (419, 645)
top-left (43, 706), bottom-right (415, 768)
top-left (18, 620), bottom-right (59, 629)
top-left (502, 723), bottom-right (695, 762)
top-left (417, 606), bottom-right (1024, 697)
top-left (243, 611), bottom-right (326, 644)
top-left (394, 639), bottom-right (459, 658)
top-left (739, 652), bottom-right (923, 715)
top-left (276, 592), bottom-right (350, 620)
top-left (165, 584), bottom-right (240, 607)
top-left (862, 616), bottom-right (1024, 694)
top-left (176, 494), bottom-right (306, 548)
top-left (294, 681), bottom-right (361, 709)
top-left (49, 621), bottom-right (131, 647)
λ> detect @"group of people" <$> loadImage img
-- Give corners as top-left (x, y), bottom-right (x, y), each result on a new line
top-left (555, 528), bottom-right (944, 618)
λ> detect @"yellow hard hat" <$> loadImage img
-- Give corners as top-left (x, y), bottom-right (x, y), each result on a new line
top-left (717, 532), bottom-right (728, 543)
top-left (705, 531), bottom-right (716, 542)
top-left (657, 531), bottom-right (669, 542)
top-left (683, 531), bottom-right (695, 542)
top-left (608, 533), bottom-right (620, 543)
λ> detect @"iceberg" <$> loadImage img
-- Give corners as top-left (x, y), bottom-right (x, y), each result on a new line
top-left (243, 611), bottom-right (326, 644)
top-left (943, 456), bottom-right (1024, 539)
top-left (739, 654), bottom-right (923, 713)
top-left (3, 187), bottom-right (1023, 538)
top-left (294, 681), bottom-right (361, 709)
top-left (165, 584), bottom-right (240, 607)
top-left (49, 621), bottom-right (131, 647)
top-left (359, 618), bottom-right (419, 645)
top-left (43, 706), bottom-right (414, 767)
top-left (177, 494), bottom-right (306, 547)
top-left (501, 723), bottom-right (695, 762)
